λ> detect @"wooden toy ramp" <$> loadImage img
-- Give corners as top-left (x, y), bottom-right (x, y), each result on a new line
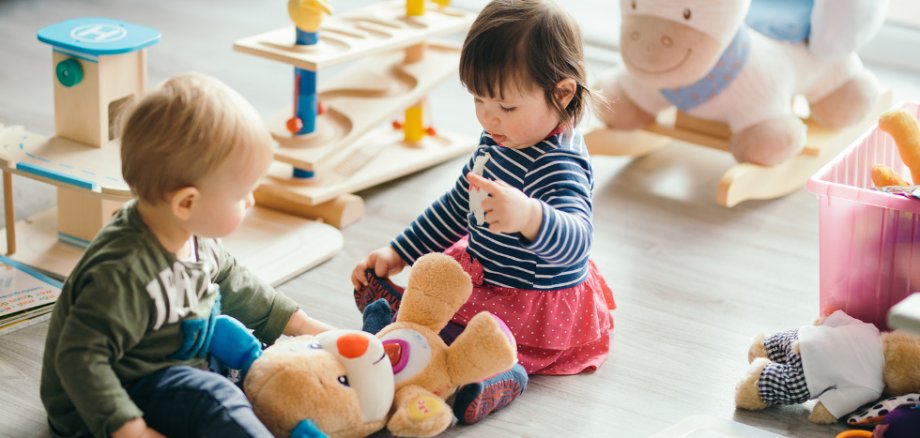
top-left (263, 42), bottom-right (470, 172)
top-left (584, 91), bottom-right (892, 207)
top-left (233, 1), bottom-right (474, 72)
top-left (0, 125), bottom-right (342, 286)
top-left (234, 1), bottom-right (476, 226)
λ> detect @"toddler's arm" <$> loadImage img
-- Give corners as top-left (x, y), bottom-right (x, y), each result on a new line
top-left (520, 150), bottom-right (594, 265)
top-left (209, 241), bottom-right (303, 344)
top-left (389, 149), bottom-right (483, 265)
top-left (52, 268), bottom-right (150, 437)
top-left (283, 308), bottom-right (337, 335)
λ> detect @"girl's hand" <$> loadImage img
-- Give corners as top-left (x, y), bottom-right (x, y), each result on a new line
top-left (467, 172), bottom-right (543, 241)
top-left (351, 247), bottom-right (407, 290)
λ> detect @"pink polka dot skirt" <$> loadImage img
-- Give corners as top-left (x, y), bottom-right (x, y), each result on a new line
top-left (445, 240), bottom-right (616, 376)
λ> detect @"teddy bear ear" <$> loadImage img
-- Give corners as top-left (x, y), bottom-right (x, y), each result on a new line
top-left (291, 418), bottom-right (326, 438)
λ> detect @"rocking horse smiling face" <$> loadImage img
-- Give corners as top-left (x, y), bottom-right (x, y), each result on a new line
top-left (619, 0), bottom-right (751, 89)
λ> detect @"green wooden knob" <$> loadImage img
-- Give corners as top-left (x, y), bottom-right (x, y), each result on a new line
top-left (56, 58), bottom-right (83, 87)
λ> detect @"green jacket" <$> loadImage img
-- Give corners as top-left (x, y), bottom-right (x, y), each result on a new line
top-left (40, 201), bottom-right (299, 437)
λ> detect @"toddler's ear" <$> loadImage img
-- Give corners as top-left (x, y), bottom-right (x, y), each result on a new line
top-left (170, 186), bottom-right (199, 221)
top-left (553, 78), bottom-right (577, 109)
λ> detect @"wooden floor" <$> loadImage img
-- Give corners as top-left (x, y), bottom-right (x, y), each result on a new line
top-left (2, 1), bottom-right (920, 437)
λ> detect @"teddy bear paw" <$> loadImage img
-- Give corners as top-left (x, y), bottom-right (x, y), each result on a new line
top-left (387, 393), bottom-right (453, 437)
top-left (809, 402), bottom-right (837, 424)
top-left (747, 333), bottom-right (767, 363)
top-left (735, 358), bottom-right (770, 410)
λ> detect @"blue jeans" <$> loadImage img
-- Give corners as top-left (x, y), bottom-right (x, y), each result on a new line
top-left (126, 365), bottom-right (272, 437)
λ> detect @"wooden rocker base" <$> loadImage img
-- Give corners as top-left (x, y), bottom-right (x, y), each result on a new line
top-left (0, 206), bottom-right (342, 287)
top-left (585, 91), bottom-right (892, 207)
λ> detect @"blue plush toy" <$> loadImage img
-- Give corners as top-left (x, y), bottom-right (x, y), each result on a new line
top-left (209, 315), bottom-right (263, 375)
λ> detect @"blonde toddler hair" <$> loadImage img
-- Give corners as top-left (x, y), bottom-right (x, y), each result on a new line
top-left (120, 72), bottom-right (271, 203)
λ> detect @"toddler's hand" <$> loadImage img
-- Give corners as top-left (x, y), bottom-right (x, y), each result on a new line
top-left (112, 418), bottom-right (166, 438)
top-left (352, 247), bottom-right (407, 290)
top-left (467, 172), bottom-right (543, 241)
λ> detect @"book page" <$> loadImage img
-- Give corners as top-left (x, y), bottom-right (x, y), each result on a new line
top-left (0, 255), bottom-right (63, 319)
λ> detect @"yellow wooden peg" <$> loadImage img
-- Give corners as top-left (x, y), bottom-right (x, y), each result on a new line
top-left (288, 0), bottom-right (333, 32)
top-left (404, 104), bottom-right (425, 144)
top-left (407, 0), bottom-right (425, 16)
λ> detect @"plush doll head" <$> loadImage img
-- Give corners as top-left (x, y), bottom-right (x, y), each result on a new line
top-left (736, 311), bottom-right (920, 424)
top-left (618, 0), bottom-right (749, 89)
top-left (244, 330), bottom-right (395, 438)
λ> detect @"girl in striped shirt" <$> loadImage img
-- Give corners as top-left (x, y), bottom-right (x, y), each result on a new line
top-left (353, 0), bottom-right (615, 424)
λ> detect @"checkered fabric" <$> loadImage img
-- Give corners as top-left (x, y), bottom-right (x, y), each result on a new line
top-left (758, 329), bottom-right (811, 405)
top-left (764, 329), bottom-right (800, 363)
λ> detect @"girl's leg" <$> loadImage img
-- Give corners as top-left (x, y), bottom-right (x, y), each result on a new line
top-left (354, 269), bottom-right (405, 312)
top-left (127, 365), bottom-right (272, 438)
top-left (452, 363), bottom-right (528, 425)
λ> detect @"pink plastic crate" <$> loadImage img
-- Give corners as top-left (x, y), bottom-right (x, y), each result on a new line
top-left (807, 102), bottom-right (920, 330)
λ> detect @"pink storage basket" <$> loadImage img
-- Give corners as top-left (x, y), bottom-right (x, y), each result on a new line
top-left (806, 102), bottom-right (920, 331)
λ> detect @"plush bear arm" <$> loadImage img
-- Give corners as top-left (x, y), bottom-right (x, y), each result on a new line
top-left (446, 312), bottom-right (518, 386)
top-left (387, 385), bottom-right (453, 437)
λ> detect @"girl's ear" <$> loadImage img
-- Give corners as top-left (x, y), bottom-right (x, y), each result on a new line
top-left (169, 186), bottom-right (199, 221)
top-left (553, 78), bottom-right (577, 110)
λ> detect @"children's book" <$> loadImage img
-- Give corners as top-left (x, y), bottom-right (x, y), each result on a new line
top-left (0, 254), bottom-right (63, 334)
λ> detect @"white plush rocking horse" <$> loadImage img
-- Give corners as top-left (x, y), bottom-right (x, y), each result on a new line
top-left (589, 0), bottom-right (890, 206)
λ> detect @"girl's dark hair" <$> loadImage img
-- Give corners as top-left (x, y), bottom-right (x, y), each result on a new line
top-left (459, 0), bottom-right (593, 126)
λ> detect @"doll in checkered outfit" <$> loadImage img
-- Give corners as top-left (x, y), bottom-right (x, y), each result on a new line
top-left (735, 310), bottom-right (920, 423)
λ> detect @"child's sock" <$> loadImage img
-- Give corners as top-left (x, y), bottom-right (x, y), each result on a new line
top-left (353, 269), bottom-right (404, 313)
top-left (452, 363), bottom-right (528, 425)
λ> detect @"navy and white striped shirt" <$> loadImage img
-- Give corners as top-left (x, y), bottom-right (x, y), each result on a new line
top-left (391, 129), bottom-right (594, 290)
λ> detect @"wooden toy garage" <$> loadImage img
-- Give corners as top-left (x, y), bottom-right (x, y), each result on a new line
top-left (0, 17), bottom-right (342, 285)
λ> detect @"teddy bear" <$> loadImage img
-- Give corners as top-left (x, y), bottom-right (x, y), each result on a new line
top-left (735, 310), bottom-right (920, 424)
top-left (594, 0), bottom-right (885, 166)
top-left (240, 252), bottom-right (519, 437)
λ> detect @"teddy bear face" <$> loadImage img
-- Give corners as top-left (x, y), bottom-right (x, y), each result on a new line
top-left (245, 331), bottom-right (394, 438)
top-left (619, 0), bottom-right (748, 88)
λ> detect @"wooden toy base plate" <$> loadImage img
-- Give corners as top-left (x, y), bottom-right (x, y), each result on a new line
top-left (260, 125), bottom-right (474, 207)
top-left (0, 206), bottom-right (342, 286)
top-left (584, 91), bottom-right (893, 207)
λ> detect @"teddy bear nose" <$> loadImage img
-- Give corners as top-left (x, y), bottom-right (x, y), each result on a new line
top-left (337, 333), bottom-right (370, 358)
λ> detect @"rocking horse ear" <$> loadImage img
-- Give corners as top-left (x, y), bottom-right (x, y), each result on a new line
top-left (291, 419), bottom-right (326, 438)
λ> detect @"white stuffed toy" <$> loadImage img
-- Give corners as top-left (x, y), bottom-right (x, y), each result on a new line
top-left (595, 0), bottom-right (886, 166)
